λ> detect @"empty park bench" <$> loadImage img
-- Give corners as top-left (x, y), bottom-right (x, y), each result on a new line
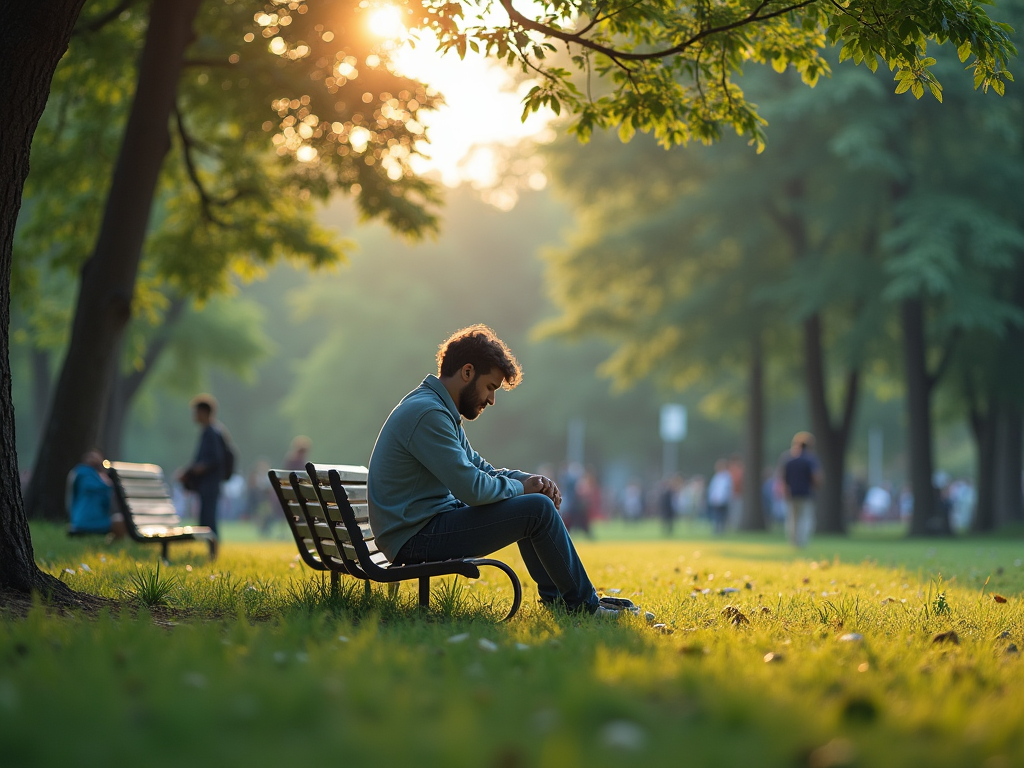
top-left (105, 461), bottom-right (218, 561)
top-left (268, 462), bottom-right (523, 621)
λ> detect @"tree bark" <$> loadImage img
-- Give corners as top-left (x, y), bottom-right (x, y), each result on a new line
top-left (740, 331), bottom-right (765, 530)
top-left (993, 405), bottom-right (1023, 527)
top-left (969, 398), bottom-right (996, 533)
top-left (902, 297), bottom-right (946, 535)
top-left (0, 0), bottom-right (89, 594)
top-left (25, 0), bottom-right (203, 521)
top-left (803, 313), bottom-right (859, 534)
top-left (100, 295), bottom-right (188, 459)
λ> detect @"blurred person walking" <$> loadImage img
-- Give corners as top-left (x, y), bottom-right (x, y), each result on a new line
top-left (781, 432), bottom-right (822, 548)
top-left (707, 459), bottom-right (732, 535)
top-left (660, 474), bottom-right (682, 537)
top-left (727, 454), bottom-right (744, 530)
top-left (284, 435), bottom-right (312, 471)
top-left (179, 394), bottom-right (232, 551)
top-left (622, 479), bottom-right (644, 524)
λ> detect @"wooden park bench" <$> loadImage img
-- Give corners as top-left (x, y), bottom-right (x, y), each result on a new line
top-left (105, 461), bottom-right (218, 561)
top-left (268, 462), bottom-right (523, 621)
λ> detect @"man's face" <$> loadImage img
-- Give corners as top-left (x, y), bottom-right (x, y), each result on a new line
top-left (457, 368), bottom-right (505, 421)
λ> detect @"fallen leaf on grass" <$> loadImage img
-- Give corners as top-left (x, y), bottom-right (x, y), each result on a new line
top-left (478, 638), bottom-right (498, 652)
top-left (721, 605), bottom-right (749, 625)
top-left (993, 594), bottom-right (1008, 603)
top-left (764, 652), bottom-right (783, 663)
top-left (447, 633), bottom-right (470, 644)
top-left (839, 633), bottom-right (863, 642)
top-left (932, 631), bottom-right (960, 645)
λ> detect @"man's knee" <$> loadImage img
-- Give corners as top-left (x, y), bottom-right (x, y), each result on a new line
top-left (523, 493), bottom-right (559, 521)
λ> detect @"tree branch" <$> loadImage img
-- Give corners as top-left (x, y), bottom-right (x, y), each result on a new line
top-left (497, 0), bottom-right (818, 63)
top-left (73, 0), bottom-right (141, 36)
top-left (174, 105), bottom-right (231, 226)
top-left (120, 295), bottom-right (188, 405)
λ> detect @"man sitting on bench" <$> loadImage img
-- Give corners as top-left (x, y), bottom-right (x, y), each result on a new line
top-left (367, 324), bottom-right (635, 617)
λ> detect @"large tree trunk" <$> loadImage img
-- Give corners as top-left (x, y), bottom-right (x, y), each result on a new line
top-left (740, 332), bottom-right (765, 530)
top-left (902, 297), bottom-right (947, 535)
top-left (803, 313), bottom-right (859, 534)
top-left (993, 406), bottom-right (1023, 527)
top-left (100, 293), bottom-right (187, 459)
top-left (0, 1), bottom-right (89, 595)
top-left (970, 400), bottom-right (996, 533)
top-left (25, 0), bottom-right (203, 521)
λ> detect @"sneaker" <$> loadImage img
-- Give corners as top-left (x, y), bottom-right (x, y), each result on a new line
top-left (599, 596), bottom-right (640, 615)
top-left (594, 604), bottom-right (625, 618)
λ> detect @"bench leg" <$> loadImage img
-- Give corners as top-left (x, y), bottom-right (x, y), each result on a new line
top-left (161, 541), bottom-right (169, 563)
top-left (330, 572), bottom-right (339, 594)
top-left (364, 579), bottom-right (372, 599)
top-left (419, 576), bottom-right (430, 608)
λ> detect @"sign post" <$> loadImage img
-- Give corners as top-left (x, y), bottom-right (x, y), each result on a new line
top-left (659, 404), bottom-right (687, 478)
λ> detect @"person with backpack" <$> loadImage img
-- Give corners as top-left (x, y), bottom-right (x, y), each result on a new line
top-left (179, 394), bottom-right (234, 550)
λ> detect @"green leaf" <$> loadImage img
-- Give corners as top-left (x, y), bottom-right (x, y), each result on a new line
top-left (957, 40), bottom-right (972, 62)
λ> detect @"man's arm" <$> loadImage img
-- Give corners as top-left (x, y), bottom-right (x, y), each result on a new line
top-left (462, 435), bottom-right (530, 482)
top-left (460, 425), bottom-right (561, 508)
top-left (407, 410), bottom-right (524, 506)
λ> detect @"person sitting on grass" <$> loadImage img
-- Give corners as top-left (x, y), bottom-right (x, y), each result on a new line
top-left (367, 324), bottom-right (637, 617)
top-left (66, 448), bottom-right (126, 541)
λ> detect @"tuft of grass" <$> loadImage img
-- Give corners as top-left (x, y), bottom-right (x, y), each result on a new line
top-left (122, 562), bottom-right (178, 607)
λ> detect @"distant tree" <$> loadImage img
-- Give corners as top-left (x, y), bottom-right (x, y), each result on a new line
top-left (540, 64), bottom-right (895, 534)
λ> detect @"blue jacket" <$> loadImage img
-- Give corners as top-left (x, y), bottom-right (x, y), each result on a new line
top-left (368, 375), bottom-right (529, 560)
top-left (68, 464), bottom-right (113, 533)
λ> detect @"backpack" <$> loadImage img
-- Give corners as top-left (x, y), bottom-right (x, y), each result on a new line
top-left (217, 426), bottom-right (236, 481)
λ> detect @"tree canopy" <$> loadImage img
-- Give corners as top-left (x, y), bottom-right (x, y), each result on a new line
top-left (436, 0), bottom-right (1017, 149)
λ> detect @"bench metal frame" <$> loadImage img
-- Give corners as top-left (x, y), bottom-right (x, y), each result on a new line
top-left (268, 463), bottom-right (522, 621)
top-left (106, 461), bottom-right (218, 561)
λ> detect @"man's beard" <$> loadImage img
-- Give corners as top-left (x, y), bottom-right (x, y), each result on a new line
top-left (457, 377), bottom-right (485, 420)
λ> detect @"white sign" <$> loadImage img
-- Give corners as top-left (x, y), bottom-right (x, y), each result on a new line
top-left (660, 404), bottom-right (687, 443)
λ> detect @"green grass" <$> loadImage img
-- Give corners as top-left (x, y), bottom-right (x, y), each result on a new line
top-left (4, 523), bottom-right (1024, 768)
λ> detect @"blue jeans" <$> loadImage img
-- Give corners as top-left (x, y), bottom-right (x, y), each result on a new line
top-left (395, 494), bottom-right (600, 613)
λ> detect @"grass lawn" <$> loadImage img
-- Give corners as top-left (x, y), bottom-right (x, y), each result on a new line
top-left (4, 522), bottom-right (1024, 768)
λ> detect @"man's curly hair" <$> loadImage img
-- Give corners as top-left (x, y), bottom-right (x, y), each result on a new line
top-left (436, 325), bottom-right (522, 390)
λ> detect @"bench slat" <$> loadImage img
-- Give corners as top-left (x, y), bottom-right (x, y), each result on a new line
top-left (307, 464), bottom-right (368, 484)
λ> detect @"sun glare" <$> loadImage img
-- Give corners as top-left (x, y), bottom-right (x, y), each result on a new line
top-left (368, 5), bottom-right (406, 39)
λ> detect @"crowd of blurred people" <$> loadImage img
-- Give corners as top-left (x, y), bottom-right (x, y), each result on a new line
top-left (63, 403), bottom-right (987, 541)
